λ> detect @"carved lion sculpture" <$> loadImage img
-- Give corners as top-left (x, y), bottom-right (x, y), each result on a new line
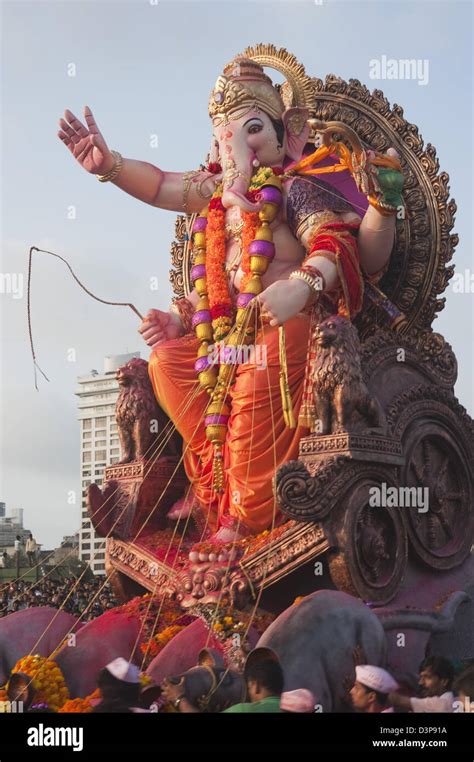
top-left (312, 315), bottom-right (386, 435)
top-left (115, 357), bottom-right (180, 463)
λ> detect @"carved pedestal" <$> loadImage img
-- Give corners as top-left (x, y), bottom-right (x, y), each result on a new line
top-left (277, 433), bottom-right (408, 605)
top-left (299, 432), bottom-right (405, 467)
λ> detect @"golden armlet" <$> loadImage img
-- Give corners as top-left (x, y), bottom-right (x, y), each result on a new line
top-left (182, 170), bottom-right (202, 211)
top-left (97, 150), bottom-right (123, 183)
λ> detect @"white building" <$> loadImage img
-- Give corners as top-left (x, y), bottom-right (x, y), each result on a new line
top-left (0, 504), bottom-right (30, 553)
top-left (75, 353), bottom-right (140, 575)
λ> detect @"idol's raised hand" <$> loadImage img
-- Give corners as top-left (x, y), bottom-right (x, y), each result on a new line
top-left (57, 106), bottom-right (115, 175)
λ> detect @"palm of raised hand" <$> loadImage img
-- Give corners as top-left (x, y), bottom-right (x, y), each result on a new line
top-left (57, 106), bottom-right (112, 175)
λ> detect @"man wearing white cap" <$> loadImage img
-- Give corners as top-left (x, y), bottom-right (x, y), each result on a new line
top-left (93, 657), bottom-right (143, 713)
top-left (280, 689), bottom-right (317, 713)
top-left (350, 665), bottom-right (399, 713)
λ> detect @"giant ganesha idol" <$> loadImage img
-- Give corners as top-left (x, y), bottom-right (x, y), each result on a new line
top-left (58, 46), bottom-right (404, 546)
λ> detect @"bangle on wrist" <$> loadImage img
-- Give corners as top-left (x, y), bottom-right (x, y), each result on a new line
top-left (170, 297), bottom-right (194, 334)
top-left (289, 266), bottom-right (325, 308)
top-left (367, 194), bottom-right (399, 216)
top-left (97, 150), bottom-right (123, 183)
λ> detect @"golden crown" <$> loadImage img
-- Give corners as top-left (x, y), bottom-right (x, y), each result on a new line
top-left (209, 57), bottom-right (285, 125)
top-left (208, 45), bottom-right (315, 126)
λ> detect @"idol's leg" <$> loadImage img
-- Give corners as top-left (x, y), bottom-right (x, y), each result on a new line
top-left (217, 313), bottom-right (312, 536)
top-left (148, 334), bottom-right (219, 529)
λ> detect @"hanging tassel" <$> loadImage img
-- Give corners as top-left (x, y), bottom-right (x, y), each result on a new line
top-left (278, 325), bottom-right (296, 429)
top-left (212, 443), bottom-right (225, 494)
top-left (298, 307), bottom-right (319, 430)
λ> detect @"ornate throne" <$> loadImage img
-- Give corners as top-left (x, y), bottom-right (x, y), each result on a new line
top-left (95, 49), bottom-right (473, 624)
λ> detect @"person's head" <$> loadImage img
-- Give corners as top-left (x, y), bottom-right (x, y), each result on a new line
top-left (350, 665), bottom-right (398, 713)
top-left (245, 659), bottom-right (284, 702)
top-left (16, 535), bottom-right (21, 541)
top-left (29, 533), bottom-right (33, 539)
top-left (7, 672), bottom-right (35, 709)
top-left (418, 656), bottom-right (454, 697)
top-left (280, 688), bottom-right (316, 713)
top-left (97, 658), bottom-right (140, 707)
top-left (453, 667), bottom-right (474, 712)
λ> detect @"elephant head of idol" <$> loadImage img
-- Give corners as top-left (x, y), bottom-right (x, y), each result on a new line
top-left (208, 55), bottom-right (311, 212)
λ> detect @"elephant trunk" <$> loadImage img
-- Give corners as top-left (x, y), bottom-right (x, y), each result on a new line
top-left (221, 152), bottom-right (263, 212)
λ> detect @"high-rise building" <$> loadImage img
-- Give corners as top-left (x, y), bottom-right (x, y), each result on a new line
top-left (9, 508), bottom-right (23, 525)
top-left (0, 504), bottom-right (31, 553)
top-left (75, 353), bottom-right (140, 575)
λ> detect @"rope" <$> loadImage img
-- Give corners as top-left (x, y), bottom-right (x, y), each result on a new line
top-left (27, 246), bottom-right (143, 390)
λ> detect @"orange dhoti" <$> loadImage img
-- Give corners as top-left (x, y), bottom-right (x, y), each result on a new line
top-left (148, 313), bottom-right (312, 535)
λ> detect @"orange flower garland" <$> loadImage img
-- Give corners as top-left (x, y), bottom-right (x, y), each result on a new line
top-left (140, 624), bottom-right (185, 661)
top-left (10, 654), bottom-right (69, 711)
top-left (58, 688), bottom-right (101, 713)
top-left (205, 204), bottom-right (231, 340)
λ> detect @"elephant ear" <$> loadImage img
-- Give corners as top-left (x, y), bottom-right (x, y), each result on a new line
top-left (197, 647), bottom-right (225, 669)
top-left (282, 107), bottom-right (311, 161)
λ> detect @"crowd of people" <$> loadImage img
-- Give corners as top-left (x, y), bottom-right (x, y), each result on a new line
top-left (158, 654), bottom-right (474, 716)
top-left (0, 576), bottom-right (116, 621)
top-left (6, 651), bottom-right (473, 715)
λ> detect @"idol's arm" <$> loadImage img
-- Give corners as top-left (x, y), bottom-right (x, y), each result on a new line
top-left (107, 158), bottom-right (218, 214)
top-left (57, 107), bottom-right (218, 213)
top-left (300, 206), bottom-right (395, 290)
top-left (297, 209), bottom-right (357, 294)
top-left (357, 205), bottom-right (396, 276)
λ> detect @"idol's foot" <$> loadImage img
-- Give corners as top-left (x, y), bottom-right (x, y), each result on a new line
top-left (208, 525), bottom-right (245, 544)
top-left (188, 524), bottom-right (247, 563)
top-left (167, 489), bottom-right (199, 520)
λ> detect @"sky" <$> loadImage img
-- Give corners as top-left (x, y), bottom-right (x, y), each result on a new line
top-left (0, 0), bottom-right (472, 548)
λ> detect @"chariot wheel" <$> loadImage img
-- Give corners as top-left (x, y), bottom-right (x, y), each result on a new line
top-left (400, 421), bottom-right (473, 570)
top-left (328, 471), bottom-right (407, 605)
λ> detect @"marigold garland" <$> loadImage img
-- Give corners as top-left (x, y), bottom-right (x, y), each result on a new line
top-left (139, 624), bottom-right (186, 661)
top-left (58, 688), bottom-right (101, 713)
top-left (10, 654), bottom-right (69, 711)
